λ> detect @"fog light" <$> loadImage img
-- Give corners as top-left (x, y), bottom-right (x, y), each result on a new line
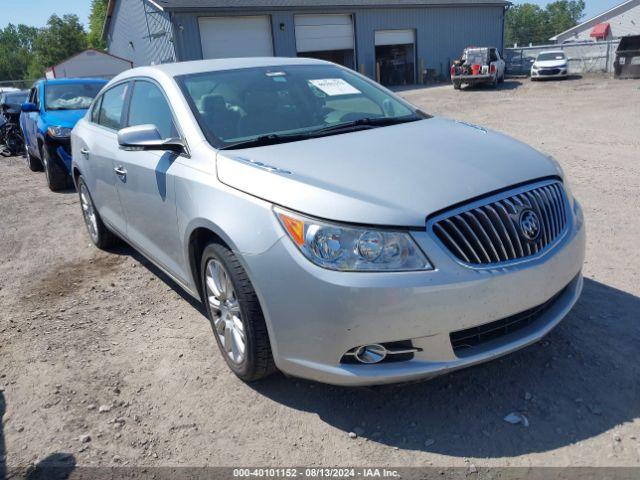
top-left (354, 344), bottom-right (387, 364)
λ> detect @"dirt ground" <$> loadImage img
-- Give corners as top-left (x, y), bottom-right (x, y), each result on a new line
top-left (1, 75), bottom-right (639, 474)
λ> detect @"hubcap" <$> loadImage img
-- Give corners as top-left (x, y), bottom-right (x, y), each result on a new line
top-left (205, 259), bottom-right (246, 364)
top-left (79, 182), bottom-right (99, 242)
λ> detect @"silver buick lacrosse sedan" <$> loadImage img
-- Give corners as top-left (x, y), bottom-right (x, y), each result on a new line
top-left (71, 57), bottom-right (585, 386)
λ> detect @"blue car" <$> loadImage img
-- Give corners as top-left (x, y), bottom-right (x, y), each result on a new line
top-left (21, 78), bottom-right (106, 191)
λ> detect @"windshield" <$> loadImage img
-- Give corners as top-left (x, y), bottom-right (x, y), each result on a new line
top-left (45, 82), bottom-right (104, 111)
top-left (177, 64), bottom-right (420, 148)
top-left (537, 52), bottom-right (566, 61)
top-left (2, 92), bottom-right (28, 106)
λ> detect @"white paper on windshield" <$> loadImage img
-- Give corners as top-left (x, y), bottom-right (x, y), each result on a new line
top-left (309, 78), bottom-right (361, 96)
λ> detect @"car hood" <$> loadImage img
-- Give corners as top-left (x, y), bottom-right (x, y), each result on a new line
top-left (535, 59), bottom-right (567, 68)
top-left (216, 117), bottom-right (562, 227)
top-left (42, 109), bottom-right (88, 128)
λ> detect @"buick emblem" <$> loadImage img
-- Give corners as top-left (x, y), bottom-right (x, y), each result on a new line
top-left (519, 209), bottom-right (541, 242)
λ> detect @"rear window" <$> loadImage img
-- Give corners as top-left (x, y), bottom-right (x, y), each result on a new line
top-left (45, 82), bottom-right (104, 111)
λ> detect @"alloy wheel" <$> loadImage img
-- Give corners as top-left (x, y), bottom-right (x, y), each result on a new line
top-left (205, 258), bottom-right (246, 364)
top-left (79, 181), bottom-right (99, 243)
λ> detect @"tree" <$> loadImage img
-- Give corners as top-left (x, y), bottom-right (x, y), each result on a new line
top-left (87, 0), bottom-right (109, 49)
top-left (28, 14), bottom-right (87, 78)
top-left (546, 0), bottom-right (585, 38)
top-left (505, 1), bottom-right (585, 46)
top-left (0, 24), bottom-right (38, 82)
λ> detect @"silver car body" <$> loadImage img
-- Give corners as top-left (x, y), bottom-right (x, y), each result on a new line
top-left (71, 57), bottom-right (585, 386)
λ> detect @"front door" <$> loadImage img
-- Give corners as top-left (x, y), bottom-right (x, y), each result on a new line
top-left (86, 81), bottom-right (131, 234)
top-left (114, 79), bottom-right (185, 282)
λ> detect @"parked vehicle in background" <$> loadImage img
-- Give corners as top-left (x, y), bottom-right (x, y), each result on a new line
top-left (0, 90), bottom-right (29, 157)
top-left (614, 35), bottom-right (640, 79)
top-left (71, 58), bottom-right (585, 386)
top-left (450, 47), bottom-right (505, 89)
top-left (531, 51), bottom-right (569, 80)
top-left (20, 78), bottom-right (106, 191)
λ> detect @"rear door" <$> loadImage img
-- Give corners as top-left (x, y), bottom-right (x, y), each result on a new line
top-left (113, 79), bottom-right (185, 281)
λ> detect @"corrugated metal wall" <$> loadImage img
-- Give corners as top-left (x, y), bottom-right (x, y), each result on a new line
top-left (171, 5), bottom-right (504, 79)
top-left (107, 0), bottom-right (176, 66)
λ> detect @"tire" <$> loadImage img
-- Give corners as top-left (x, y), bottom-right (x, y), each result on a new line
top-left (43, 147), bottom-right (70, 191)
top-left (453, 81), bottom-right (461, 90)
top-left (77, 175), bottom-right (117, 249)
top-left (26, 146), bottom-right (43, 172)
top-left (200, 242), bottom-right (275, 382)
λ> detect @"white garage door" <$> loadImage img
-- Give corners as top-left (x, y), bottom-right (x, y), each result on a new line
top-left (199, 16), bottom-right (273, 59)
top-left (374, 29), bottom-right (415, 46)
top-left (294, 14), bottom-right (354, 53)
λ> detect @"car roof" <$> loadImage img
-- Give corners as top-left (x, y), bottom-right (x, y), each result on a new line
top-left (112, 56), bottom-right (332, 81)
top-left (537, 50), bottom-right (565, 55)
top-left (36, 78), bottom-right (109, 86)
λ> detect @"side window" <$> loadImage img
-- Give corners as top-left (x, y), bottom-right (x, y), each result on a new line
top-left (33, 87), bottom-right (40, 108)
top-left (127, 80), bottom-right (178, 139)
top-left (98, 83), bottom-right (129, 130)
top-left (91, 95), bottom-right (102, 123)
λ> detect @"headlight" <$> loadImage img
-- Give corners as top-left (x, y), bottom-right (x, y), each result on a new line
top-left (531, 64), bottom-right (538, 70)
top-left (275, 207), bottom-right (433, 272)
top-left (47, 126), bottom-right (72, 138)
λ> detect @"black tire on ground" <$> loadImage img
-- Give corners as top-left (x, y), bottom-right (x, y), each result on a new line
top-left (26, 147), bottom-right (43, 172)
top-left (77, 175), bottom-right (117, 249)
top-left (200, 242), bottom-right (276, 382)
top-left (42, 146), bottom-right (70, 191)
top-left (453, 81), bottom-right (461, 90)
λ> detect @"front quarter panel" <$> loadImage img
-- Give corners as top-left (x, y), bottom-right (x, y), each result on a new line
top-left (173, 143), bottom-right (284, 293)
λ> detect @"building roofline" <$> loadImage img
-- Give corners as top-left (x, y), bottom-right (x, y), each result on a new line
top-left (155, 0), bottom-right (509, 12)
top-left (550, 0), bottom-right (639, 41)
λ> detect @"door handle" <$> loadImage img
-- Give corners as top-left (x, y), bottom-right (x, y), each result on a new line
top-left (80, 148), bottom-right (90, 158)
top-left (114, 166), bottom-right (127, 177)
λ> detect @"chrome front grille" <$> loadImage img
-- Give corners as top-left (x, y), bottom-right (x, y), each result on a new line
top-left (431, 181), bottom-right (568, 265)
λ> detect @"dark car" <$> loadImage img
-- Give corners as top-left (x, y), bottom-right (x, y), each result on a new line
top-left (614, 35), bottom-right (640, 79)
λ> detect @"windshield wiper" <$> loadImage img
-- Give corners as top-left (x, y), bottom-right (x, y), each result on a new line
top-left (309, 115), bottom-right (423, 136)
top-left (218, 115), bottom-right (425, 150)
top-left (219, 132), bottom-right (314, 150)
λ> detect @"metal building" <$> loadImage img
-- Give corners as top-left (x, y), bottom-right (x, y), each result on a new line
top-left (104, 0), bottom-right (508, 85)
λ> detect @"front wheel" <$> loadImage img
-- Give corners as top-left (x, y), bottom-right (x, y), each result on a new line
top-left (201, 243), bottom-right (275, 382)
top-left (43, 147), bottom-right (70, 191)
top-left (26, 146), bottom-right (43, 172)
top-left (453, 81), bottom-right (461, 90)
top-left (77, 175), bottom-right (117, 249)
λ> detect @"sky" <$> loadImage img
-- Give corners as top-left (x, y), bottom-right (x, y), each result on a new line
top-left (511, 1), bottom-right (623, 19)
top-left (0, 0), bottom-right (627, 29)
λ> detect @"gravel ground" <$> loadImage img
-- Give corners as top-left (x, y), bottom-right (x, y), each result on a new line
top-left (1, 75), bottom-right (639, 474)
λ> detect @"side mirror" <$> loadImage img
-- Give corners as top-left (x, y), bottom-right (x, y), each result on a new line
top-left (117, 124), bottom-right (185, 154)
top-left (21, 102), bottom-right (38, 112)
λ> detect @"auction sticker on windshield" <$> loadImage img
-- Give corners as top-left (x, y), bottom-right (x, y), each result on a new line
top-left (309, 78), bottom-right (361, 96)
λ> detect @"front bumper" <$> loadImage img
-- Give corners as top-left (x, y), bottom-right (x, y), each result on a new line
top-left (532, 68), bottom-right (568, 78)
top-left (243, 200), bottom-right (585, 386)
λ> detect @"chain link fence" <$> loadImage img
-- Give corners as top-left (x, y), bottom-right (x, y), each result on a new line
top-left (0, 80), bottom-right (32, 91)
top-left (504, 40), bottom-right (619, 76)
